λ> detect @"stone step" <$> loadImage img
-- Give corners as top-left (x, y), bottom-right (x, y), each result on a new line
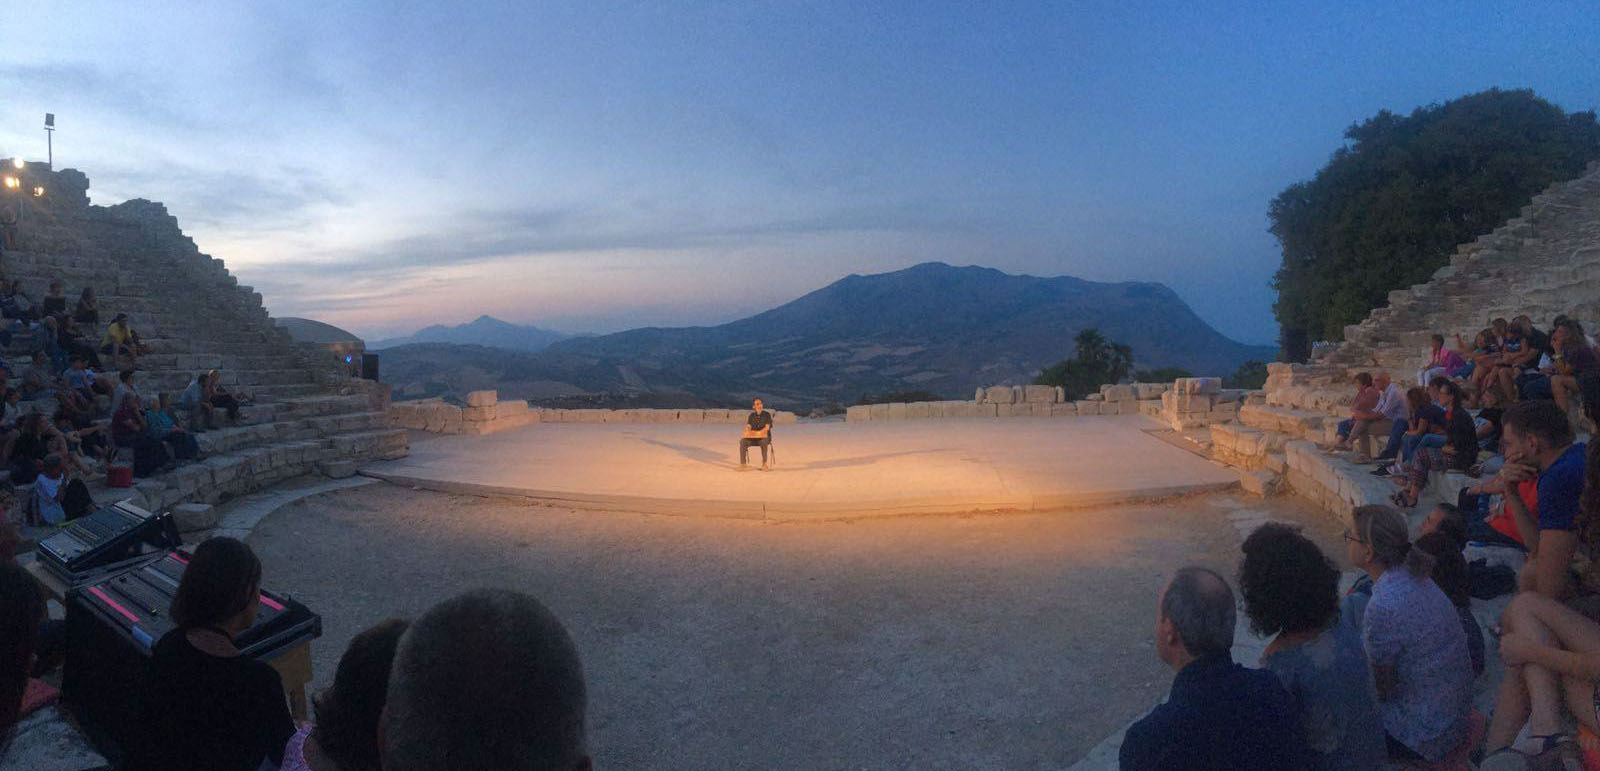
top-left (194, 411), bottom-right (389, 455)
top-left (1238, 403), bottom-right (1328, 439)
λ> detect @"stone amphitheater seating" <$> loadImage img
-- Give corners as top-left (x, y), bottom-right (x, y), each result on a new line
top-left (3, 164), bottom-right (407, 515)
top-left (1209, 160), bottom-right (1600, 521)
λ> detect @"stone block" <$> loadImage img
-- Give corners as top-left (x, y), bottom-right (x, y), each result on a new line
top-left (463, 405), bottom-right (495, 421)
top-left (1011, 385), bottom-right (1023, 404)
top-left (1028, 403), bottom-right (1050, 417)
top-left (1103, 384), bottom-right (1135, 402)
top-left (846, 405), bottom-right (871, 422)
top-left (1075, 400), bottom-right (1101, 416)
top-left (995, 403), bottom-right (1017, 418)
top-left (975, 403), bottom-right (998, 417)
top-left (1085, 393), bottom-right (1103, 401)
top-left (906, 402), bottom-right (931, 419)
top-left (1211, 401), bottom-right (1239, 417)
top-left (974, 388), bottom-right (985, 402)
top-left (1022, 385), bottom-right (1056, 403)
top-left (1050, 403), bottom-right (1077, 417)
top-left (1055, 386), bottom-right (1066, 403)
top-left (773, 410), bottom-right (798, 424)
top-left (1138, 399), bottom-right (1162, 417)
top-left (983, 386), bottom-right (1015, 404)
top-left (1134, 383), bottom-right (1168, 400)
top-left (1175, 377), bottom-right (1222, 395)
top-left (319, 459), bottom-right (359, 479)
top-left (466, 390), bottom-right (497, 407)
top-left (496, 400), bottom-right (529, 417)
top-left (869, 403), bottom-right (891, 421)
top-left (887, 403), bottom-right (908, 420)
top-left (1237, 469), bottom-right (1280, 497)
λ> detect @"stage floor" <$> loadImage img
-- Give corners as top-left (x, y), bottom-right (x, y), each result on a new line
top-left (361, 415), bottom-right (1240, 518)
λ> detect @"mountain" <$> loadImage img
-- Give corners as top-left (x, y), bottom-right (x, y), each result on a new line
top-left (369, 315), bottom-right (570, 352)
top-left (379, 263), bottom-right (1276, 408)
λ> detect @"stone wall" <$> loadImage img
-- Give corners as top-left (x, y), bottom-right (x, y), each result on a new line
top-left (1157, 377), bottom-right (1247, 431)
top-left (846, 381), bottom-right (1190, 422)
top-left (390, 392), bottom-right (798, 433)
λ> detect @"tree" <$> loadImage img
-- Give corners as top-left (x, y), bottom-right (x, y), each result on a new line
top-left (1134, 366), bottom-right (1193, 383)
top-left (1034, 328), bottom-right (1135, 399)
top-left (1269, 89), bottom-right (1600, 361)
top-left (1225, 361), bottom-right (1268, 390)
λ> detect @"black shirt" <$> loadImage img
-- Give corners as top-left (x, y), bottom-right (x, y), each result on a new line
top-left (130, 628), bottom-right (295, 771)
top-left (747, 410), bottom-right (772, 431)
top-left (1526, 328), bottom-right (1553, 360)
top-left (1119, 652), bottom-right (1305, 770)
top-left (1444, 405), bottom-right (1478, 470)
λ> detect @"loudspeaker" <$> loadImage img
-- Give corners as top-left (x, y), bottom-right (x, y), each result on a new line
top-left (361, 352), bottom-right (380, 381)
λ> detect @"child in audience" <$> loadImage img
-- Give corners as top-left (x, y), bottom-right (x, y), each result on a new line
top-left (1418, 333), bottom-right (1468, 386)
top-left (1345, 504), bottom-right (1473, 763)
top-left (1239, 522), bottom-right (1384, 770)
top-left (1466, 328), bottom-right (1502, 404)
top-left (282, 618), bottom-right (410, 771)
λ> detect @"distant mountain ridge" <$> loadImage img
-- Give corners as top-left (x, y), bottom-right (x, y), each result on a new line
top-left (370, 315), bottom-right (570, 352)
top-left (380, 262), bottom-right (1276, 407)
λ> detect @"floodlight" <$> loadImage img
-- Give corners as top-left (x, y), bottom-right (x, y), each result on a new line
top-left (32, 186), bottom-right (44, 198)
top-left (2, 176), bottom-right (18, 190)
top-left (9, 158), bottom-right (21, 170)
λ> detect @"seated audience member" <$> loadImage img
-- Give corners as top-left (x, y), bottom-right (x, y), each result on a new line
top-left (4, 414), bottom-right (49, 486)
top-left (38, 280), bottom-right (66, 319)
top-left (113, 393), bottom-right (171, 477)
top-left (32, 454), bottom-right (91, 525)
top-left (282, 618), bottom-right (410, 771)
top-left (101, 312), bottom-right (146, 366)
top-left (1499, 399), bottom-right (1585, 599)
top-left (0, 561), bottom-right (45, 739)
top-left (54, 411), bottom-right (110, 469)
top-left (57, 316), bottom-right (102, 370)
top-left (1483, 592), bottom-right (1600, 767)
top-left (1370, 372), bottom-right (1411, 467)
top-left (1238, 523), bottom-right (1384, 770)
top-left (1331, 372), bottom-right (1383, 459)
top-left (109, 368), bottom-right (138, 416)
top-left (1549, 319), bottom-right (1599, 430)
top-left (1119, 568), bottom-right (1304, 770)
top-left (1391, 378), bottom-right (1476, 508)
top-left (32, 316), bottom-right (63, 371)
top-left (0, 281), bottom-right (30, 321)
top-left (1419, 333), bottom-right (1468, 386)
top-left (1381, 387), bottom-right (1445, 476)
top-left (1345, 505), bottom-right (1472, 763)
top-left (130, 537), bottom-right (294, 771)
top-left (1413, 530), bottom-right (1485, 675)
top-left (1476, 384), bottom-right (1507, 453)
top-left (72, 287), bottom-right (98, 327)
top-left (205, 370), bottom-right (249, 423)
top-left (1466, 328), bottom-right (1502, 402)
top-left (145, 392), bottom-right (198, 462)
top-left (178, 372), bottom-right (215, 432)
top-left (383, 589), bottom-right (592, 771)
top-left (18, 351), bottom-right (52, 400)
top-left (0, 389), bottom-right (17, 431)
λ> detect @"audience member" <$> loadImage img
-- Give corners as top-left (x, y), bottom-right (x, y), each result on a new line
top-left (178, 372), bottom-right (215, 432)
top-left (0, 281), bottom-right (29, 321)
top-left (1390, 379), bottom-right (1477, 508)
top-left (282, 618), bottom-right (409, 771)
top-left (1483, 592), bottom-right (1598, 768)
top-left (38, 280), bottom-right (65, 319)
top-left (1476, 383), bottom-right (1506, 453)
top-left (1413, 530), bottom-right (1485, 675)
top-left (1344, 505), bottom-right (1472, 763)
top-left (57, 317), bottom-right (101, 370)
top-left (382, 588), bottom-right (592, 771)
top-left (4, 414), bottom-right (49, 486)
top-left (101, 313), bottom-right (146, 367)
top-left (145, 392), bottom-right (198, 462)
top-left (1332, 372), bottom-right (1384, 460)
top-left (206, 370), bottom-right (249, 423)
top-left (1369, 372), bottom-right (1411, 467)
top-left (1419, 333), bottom-right (1468, 386)
top-left (32, 454), bottom-right (91, 525)
top-left (1237, 523), bottom-right (1383, 770)
top-left (130, 537), bottom-right (294, 771)
top-left (0, 561), bottom-right (43, 738)
top-left (1466, 328), bottom-right (1502, 403)
top-left (1381, 387), bottom-right (1445, 477)
top-left (109, 368), bottom-right (138, 416)
top-left (1550, 319), bottom-right (1599, 431)
top-left (72, 287), bottom-right (98, 328)
top-left (1500, 400), bottom-right (1585, 599)
top-left (17, 351), bottom-right (51, 400)
top-left (113, 393), bottom-right (171, 477)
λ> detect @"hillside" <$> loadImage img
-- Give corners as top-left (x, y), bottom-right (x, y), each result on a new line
top-left (370, 315), bottom-right (571, 352)
top-left (381, 263), bottom-right (1274, 408)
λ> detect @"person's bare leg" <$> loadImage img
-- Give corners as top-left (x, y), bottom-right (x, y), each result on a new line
top-left (1562, 675), bottom-right (1599, 735)
top-left (1498, 367), bottom-right (1520, 402)
top-left (1488, 664), bottom-right (1531, 750)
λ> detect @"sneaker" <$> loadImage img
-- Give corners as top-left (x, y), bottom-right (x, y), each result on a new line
top-left (1370, 465), bottom-right (1390, 477)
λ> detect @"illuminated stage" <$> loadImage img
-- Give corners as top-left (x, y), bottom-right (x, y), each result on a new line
top-left (362, 415), bottom-right (1239, 519)
top-left (363, 415), bottom-right (1235, 518)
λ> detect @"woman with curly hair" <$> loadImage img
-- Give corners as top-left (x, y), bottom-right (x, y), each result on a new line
top-left (281, 618), bottom-right (409, 771)
top-left (1239, 522), bottom-right (1384, 770)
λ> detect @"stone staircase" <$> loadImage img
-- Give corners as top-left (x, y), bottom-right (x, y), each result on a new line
top-left (1207, 160), bottom-right (1600, 522)
top-left (2, 161), bottom-right (407, 515)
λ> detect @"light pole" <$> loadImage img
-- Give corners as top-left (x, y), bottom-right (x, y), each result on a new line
top-left (44, 114), bottom-right (54, 168)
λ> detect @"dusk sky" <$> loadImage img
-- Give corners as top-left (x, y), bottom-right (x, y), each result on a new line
top-left (2, 2), bottom-right (1596, 344)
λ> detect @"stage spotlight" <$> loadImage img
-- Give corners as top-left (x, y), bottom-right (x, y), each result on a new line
top-left (9, 158), bottom-right (21, 170)
top-left (32, 186), bottom-right (44, 197)
top-left (2, 176), bottom-right (18, 190)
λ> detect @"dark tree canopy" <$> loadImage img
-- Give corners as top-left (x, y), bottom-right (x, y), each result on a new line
top-left (1270, 88), bottom-right (1600, 361)
top-left (1033, 328), bottom-right (1133, 399)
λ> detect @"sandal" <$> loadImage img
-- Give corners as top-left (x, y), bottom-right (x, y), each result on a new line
top-left (1521, 734), bottom-right (1582, 771)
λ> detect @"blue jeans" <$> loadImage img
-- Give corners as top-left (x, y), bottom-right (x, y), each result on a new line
top-left (1337, 418), bottom-right (1354, 439)
top-left (1400, 432), bottom-right (1445, 462)
top-left (1375, 418), bottom-right (1408, 460)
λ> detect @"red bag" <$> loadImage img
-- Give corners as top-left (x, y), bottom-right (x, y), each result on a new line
top-left (106, 465), bottom-right (133, 488)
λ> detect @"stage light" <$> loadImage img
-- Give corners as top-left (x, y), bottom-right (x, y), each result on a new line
top-left (32, 186), bottom-right (44, 198)
top-left (9, 158), bottom-right (21, 170)
top-left (2, 176), bottom-right (18, 190)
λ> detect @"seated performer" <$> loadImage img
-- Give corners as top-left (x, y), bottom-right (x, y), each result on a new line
top-left (739, 398), bottom-right (773, 471)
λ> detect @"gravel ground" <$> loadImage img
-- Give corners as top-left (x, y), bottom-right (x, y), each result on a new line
top-left (248, 483), bottom-right (1342, 770)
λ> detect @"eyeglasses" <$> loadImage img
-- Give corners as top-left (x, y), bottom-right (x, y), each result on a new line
top-left (1342, 529), bottom-right (1366, 545)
